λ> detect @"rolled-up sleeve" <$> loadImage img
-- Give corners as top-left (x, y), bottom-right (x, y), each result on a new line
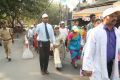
top-left (50, 25), bottom-right (55, 44)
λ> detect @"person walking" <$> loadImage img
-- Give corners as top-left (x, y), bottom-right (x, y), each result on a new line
top-left (82, 7), bottom-right (120, 80)
top-left (0, 21), bottom-right (14, 62)
top-left (86, 14), bottom-right (96, 31)
top-left (67, 26), bottom-right (81, 68)
top-left (36, 13), bottom-right (55, 75)
top-left (82, 19), bottom-right (101, 57)
top-left (32, 24), bottom-right (38, 52)
top-left (59, 21), bottom-right (68, 41)
top-left (86, 18), bottom-right (101, 40)
top-left (27, 25), bottom-right (34, 47)
top-left (53, 25), bottom-right (64, 71)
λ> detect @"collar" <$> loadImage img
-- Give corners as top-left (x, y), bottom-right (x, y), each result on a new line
top-left (103, 25), bottom-right (115, 31)
top-left (42, 22), bottom-right (48, 24)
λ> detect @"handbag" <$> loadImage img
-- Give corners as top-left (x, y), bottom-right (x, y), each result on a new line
top-left (22, 35), bottom-right (33, 59)
top-left (22, 47), bottom-right (33, 59)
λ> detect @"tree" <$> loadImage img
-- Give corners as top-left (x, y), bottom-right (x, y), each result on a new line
top-left (46, 3), bottom-right (70, 25)
top-left (46, 3), bottom-right (60, 25)
top-left (0, 0), bottom-right (49, 27)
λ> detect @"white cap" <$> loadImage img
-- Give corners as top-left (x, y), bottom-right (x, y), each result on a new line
top-left (60, 21), bottom-right (65, 24)
top-left (102, 7), bottom-right (120, 18)
top-left (72, 26), bottom-right (79, 32)
top-left (54, 25), bottom-right (59, 29)
top-left (42, 13), bottom-right (48, 18)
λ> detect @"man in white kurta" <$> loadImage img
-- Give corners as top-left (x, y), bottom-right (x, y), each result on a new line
top-left (82, 7), bottom-right (120, 80)
top-left (59, 21), bottom-right (68, 41)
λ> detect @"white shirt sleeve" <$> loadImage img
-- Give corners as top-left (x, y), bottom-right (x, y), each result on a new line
top-left (49, 25), bottom-right (55, 45)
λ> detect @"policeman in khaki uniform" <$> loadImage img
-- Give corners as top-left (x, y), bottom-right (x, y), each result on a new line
top-left (0, 21), bottom-right (14, 62)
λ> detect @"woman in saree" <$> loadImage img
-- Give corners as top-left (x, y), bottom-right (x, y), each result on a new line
top-left (67, 26), bottom-right (81, 68)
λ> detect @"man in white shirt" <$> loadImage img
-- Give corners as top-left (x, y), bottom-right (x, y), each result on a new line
top-left (27, 26), bottom-right (34, 47)
top-left (36, 13), bottom-right (55, 75)
top-left (59, 21), bottom-right (68, 41)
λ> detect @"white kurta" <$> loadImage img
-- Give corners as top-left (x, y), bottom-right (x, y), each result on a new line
top-left (59, 28), bottom-right (68, 41)
top-left (54, 33), bottom-right (64, 68)
top-left (82, 23), bottom-right (120, 80)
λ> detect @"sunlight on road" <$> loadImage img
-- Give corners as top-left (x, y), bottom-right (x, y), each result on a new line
top-left (29, 72), bottom-right (40, 75)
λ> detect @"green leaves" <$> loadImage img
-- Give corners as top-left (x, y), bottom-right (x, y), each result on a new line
top-left (0, 0), bottom-right (69, 25)
top-left (0, 0), bottom-right (48, 21)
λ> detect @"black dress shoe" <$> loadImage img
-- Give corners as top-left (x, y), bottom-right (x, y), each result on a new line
top-left (8, 58), bottom-right (11, 62)
top-left (56, 68), bottom-right (62, 71)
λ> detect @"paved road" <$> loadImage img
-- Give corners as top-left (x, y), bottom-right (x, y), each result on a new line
top-left (0, 36), bottom-right (89, 80)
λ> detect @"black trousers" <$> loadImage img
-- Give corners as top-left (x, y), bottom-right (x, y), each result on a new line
top-left (107, 60), bottom-right (113, 78)
top-left (38, 41), bottom-right (50, 72)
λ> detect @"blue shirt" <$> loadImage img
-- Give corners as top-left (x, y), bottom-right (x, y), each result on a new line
top-left (36, 22), bottom-right (55, 44)
top-left (104, 26), bottom-right (116, 62)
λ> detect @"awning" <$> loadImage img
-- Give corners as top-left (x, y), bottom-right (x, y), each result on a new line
top-left (72, 5), bottom-right (113, 17)
top-left (113, 1), bottom-right (120, 6)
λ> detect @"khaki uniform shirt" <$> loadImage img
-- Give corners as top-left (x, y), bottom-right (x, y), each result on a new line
top-left (1, 28), bottom-right (13, 40)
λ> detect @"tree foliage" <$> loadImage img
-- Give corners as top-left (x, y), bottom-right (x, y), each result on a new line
top-left (0, 0), bottom-right (48, 27)
top-left (0, 0), bottom-right (70, 26)
top-left (46, 3), bottom-right (70, 25)
top-left (46, 3), bottom-right (60, 25)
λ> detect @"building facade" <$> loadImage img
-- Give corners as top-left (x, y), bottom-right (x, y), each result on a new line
top-left (81, 0), bottom-right (118, 4)
top-left (72, 0), bottom-right (119, 20)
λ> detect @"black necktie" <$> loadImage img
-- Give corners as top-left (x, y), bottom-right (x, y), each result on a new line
top-left (45, 23), bottom-right (50, 40)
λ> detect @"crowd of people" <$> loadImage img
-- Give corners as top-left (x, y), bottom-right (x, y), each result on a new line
top-left (0, 6), bottom-right (120, 80)
top-left (26, 7), bottom-right (120, 80)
